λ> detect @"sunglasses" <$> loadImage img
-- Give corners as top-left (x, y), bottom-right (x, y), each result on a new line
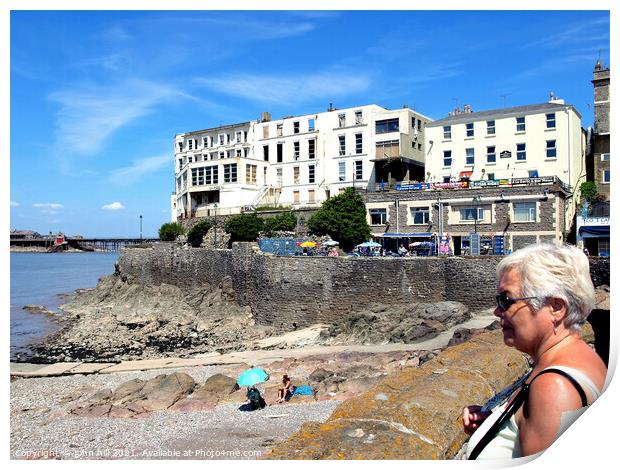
top-left (495, 291), bottom-right (539, 311)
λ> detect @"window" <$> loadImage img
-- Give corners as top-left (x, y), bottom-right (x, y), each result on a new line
top-left (603, 169), bottom-right (610, 184)
top-left (277, 143), bottom-right (283, 163)
top-left (293, 191), bottom-right (300, 203)
top-left (411, 207), bottom-right (430, 225)
top-left (466, 123), bottom-right (474, 137)
top-left (308, 118), bottom-right (315, 131)
top-left (276, 168), bottom-right (283, 186)
top-left (294, 141), bottom-right (300, 160)
top-left (443, 150), bottom-right (452, 167)
top-left (191, 165), bottom-right (218, 186)
top-left (178, 142), bottom-right (183, 152)
top-left (293, 166), bottom-right (300, 184)
top-left (219, 151), bottom-right (226, 159)
top-left (236, 131), bottom-right (244, 143)
top-left (246, 164), bottom-right (257, 184)
top-left (338, 161), bottom-right (346, 182)
top-left (308, 190), bottom-right (315, 202)
top-left (601, 153), bottom-right (610, 161)
top-left (223, 163), bottom-right (237, 183)
top-left (263, 145), bottom-right (269, 161)
top-left (487, 146), bottom-right (496, 163)
top-left (546, 113), bottom-right (556, 129)
top-left (488, 173), bottom-right (495, 180)
top-left (203, 137), bottom-right (210, 148)
top-left (235, 149), bottom-right (242, 158)
top-left (411, 117), bottom-right (415, 128)
top-left (528, 170), bottom-right (538, 178)
top-left (516, 143), bottom-right (526, 161)
top-left (338, 113), bottom-right (346, 128)
top-left (376, 140), bottom-right (399, 159)
top-left (293, 121), bottom-right (300, 134)
top-left (355, 110), bottom-right (363, 125)
top-left (339, 135), bottom-right (346, 156)
top-left (263, 125), bottom-right (269, 139)
top-left (546, 140), bottom-right (557, 159)
top-left (308, 139), bottom-right (316, 159)
top-left (466, 148), bottom-right (475, 165)
top-left (516, 116), bottom-right (526, 132)
top-left (459, 207), bottom-right (484, 222)
top-left (443, 176), bottom-right (451, 183)
top-left (276, 124), bottom-right (283, 137)
top-left (355, 133), bottom-right (363, 154)
top-left (375, 118), bottom-right (399, 134)
top-left (188, 139), bottom-right (193, 150)
top-left (487, 120), bottom-right (495, 135)
top-left (443, 126), bottom-right (452, 139)
top-left (513, 202), bottom-right (536, 222)
top-left (244, 148), bottom-right (249, 158)
top-left (264, 167), bottom-right (267, 182)
top-left (188, 155), bottom-right (193, 163)
top-left (369, 208), bottom-right (388, 225)
top-left (308, 164), bottom-right (315, 184)
top-left (417, 119), bottom-right (422, 131)
top-left (355, 160), bottom-right (363, 180)
top-left (219, 133), bottom-right (227, 145)
top-left (418, 143), bottom-right (422, 150)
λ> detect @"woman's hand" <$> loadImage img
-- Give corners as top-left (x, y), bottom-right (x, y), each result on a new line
top-left (462, 405), bottom-right (491, 435)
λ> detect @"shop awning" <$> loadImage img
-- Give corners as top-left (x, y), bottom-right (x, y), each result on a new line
top-left (459, 171), bottom-right (473, 178)
top-left (381, 233), bottom-right (434, 238)
top-left (579, 226), bottom-right (610, 236)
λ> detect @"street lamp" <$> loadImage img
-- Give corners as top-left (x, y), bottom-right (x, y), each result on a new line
top-left (139, 215), bottom-right (143, 241)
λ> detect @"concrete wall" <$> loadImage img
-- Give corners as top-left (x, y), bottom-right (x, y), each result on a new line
top-left (118, 243), bottom-right (609, 330)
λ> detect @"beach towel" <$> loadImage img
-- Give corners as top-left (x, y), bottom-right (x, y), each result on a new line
top-left (293, 385), bottom-right (314, 396)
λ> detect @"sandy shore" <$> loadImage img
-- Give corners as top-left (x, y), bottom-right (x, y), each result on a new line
top-left (10, 364), bottom-right (341, 460)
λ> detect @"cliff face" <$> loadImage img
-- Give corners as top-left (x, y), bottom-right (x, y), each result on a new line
top-left (265, 329), bottom-right (529, 460)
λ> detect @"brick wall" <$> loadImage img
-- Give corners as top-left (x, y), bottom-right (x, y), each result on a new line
top-left (117, 243), bottom-right (609, 330)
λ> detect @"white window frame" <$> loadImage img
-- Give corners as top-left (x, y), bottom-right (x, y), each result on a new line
top-left (308, 164), bottom-right (315, 184)
top-left (487, 146), bottom-right (496, 163)
top-left (338, 161), bottom-right (346, 182)
top-left (293, 141), bottom-right (300, 161)
top-left (411, 207), bottom-right (431, 225)
top-left (308, 139), bottom-right (316, 159)
top-left (546, 113), bottom-right (556, 129)
top-left (308, 118), bottom-right (315, 132)
top-left (466, 123), bottom-right (474, 137)
top-left (339, 135), bottom-right (346, 156)
top-left (603, 169), bottom-right (610, 184)
top-left (466, 148), bottom-right (475, 165)
top-left (443, 150), bottom-right (452, 167)
top-left (443, 126), bottom-right (452, 139)
top-left (516, 143), bottom-right (526, 161)
top-left (513, 201), bottom-right (537, 222)
top-left (516, 116), bottom-right (526, 132)
top-left (354, 160), bottom-right (363, 180)
top-left (355, 110), bottom-right (363, 125)
top-left (293, 121), bottom-right (300, 134)
top-left (355, 133), bottom-right (363, 154)
top-left (459, 207), bottom-right (484, 222)
top-left (546, 140), bottom-right (557, 159)
top-left (338, 113), bottom-right (346, 128)
top-left (601, 153), bottom-right (610, 161)
top-left (369, 208), bottom-right (388, 225)
top-left (487, 120), bottom-right (495, 135)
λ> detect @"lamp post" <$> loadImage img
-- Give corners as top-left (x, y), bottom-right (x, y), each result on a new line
top-left (472, 195), bottom-right (481, 234)
top-left (139, 215), bottom-right (143, 241)
top-left (213, 203), bottom-right (218, 248)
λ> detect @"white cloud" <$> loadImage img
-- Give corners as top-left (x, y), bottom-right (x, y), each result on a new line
top-left (109, 154), bottom-right (171, 185)
top-left (198, 71), bottom-right (371, 105)
top-left (49, 79), bottom-right (185, 155)
top-left (10, 201), bottom-right (19, 207)
top-left (102, 202), bottom-right (125, 211)
top-left (33, 203), bottom-right (63, 209)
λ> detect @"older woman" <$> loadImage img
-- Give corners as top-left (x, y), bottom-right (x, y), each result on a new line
top-left (463, 243), bottom-right (607, 460)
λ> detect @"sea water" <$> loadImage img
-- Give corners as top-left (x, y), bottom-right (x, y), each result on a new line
top-left (10, 252), bottom-right (118, 359)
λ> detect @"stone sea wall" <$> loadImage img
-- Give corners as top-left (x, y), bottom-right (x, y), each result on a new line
top-left (117, 243), bottom-right (609, 330)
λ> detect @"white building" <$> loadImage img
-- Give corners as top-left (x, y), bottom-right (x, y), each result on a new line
top-left (172, 104), bottom-right (432, 221)
top-left (424, 99), bottom-right (587, 230)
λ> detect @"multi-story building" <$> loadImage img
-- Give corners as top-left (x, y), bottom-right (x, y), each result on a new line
top-left (172, 104), bottom-right (432, 220)
top-left (590, 59), bottom-right (610, 199)
top-left (424, 99), bottom-right (587, 232)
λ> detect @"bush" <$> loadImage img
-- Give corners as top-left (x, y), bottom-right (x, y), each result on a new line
top-left (263, 212), bottom-right (297, 235)
top-left (187, 220), bottom-right (213, 247)
top-left (224, 213), bottom-right (265, 244)
top-left (158, 222), bottom-right (184, 241)
top-left (307, 187), bottom-right (370, 252)
top-left (580, 181), bottom-right (599, 205)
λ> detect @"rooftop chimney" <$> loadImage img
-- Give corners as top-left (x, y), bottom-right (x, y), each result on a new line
top-left (260, 112), bottom-right (271, 122)
top-left (327, 103), bottom-right (335, 112)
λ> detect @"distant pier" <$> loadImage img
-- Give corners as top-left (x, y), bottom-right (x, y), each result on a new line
top-left (10, 237), bottom-right (159, 252)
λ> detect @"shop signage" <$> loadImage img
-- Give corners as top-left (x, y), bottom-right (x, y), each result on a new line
top-left (511, 176), bottom-right (554, 186)
top-left (500, 150), bottom-right (512, 158)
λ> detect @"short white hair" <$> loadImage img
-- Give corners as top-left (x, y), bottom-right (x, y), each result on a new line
top-left (497, 243), bottom-right (595, 332)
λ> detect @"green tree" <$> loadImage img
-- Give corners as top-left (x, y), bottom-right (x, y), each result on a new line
top-left (580, 181), bottom-right (599, 205)
top-left (224, 213), bottom-right (265, 244)
top-left (307, 187), bottom-right (370, 251)
top-left (158, 222), bottom-right (184, 241)
top-left (187, 220), bottom-right (213, 247)
top-left (263, 212), bottom-right (297, 235)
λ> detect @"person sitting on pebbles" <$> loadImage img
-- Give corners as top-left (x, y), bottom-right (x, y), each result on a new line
top-left (276, 374), bottom-right (295, 403)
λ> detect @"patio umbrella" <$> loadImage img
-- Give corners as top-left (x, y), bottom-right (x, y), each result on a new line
top-left (357, 241), bottom-right (381, 248)
top-left (237, 368), bottom-right (269, 387)
top-left (322, 240), bottom-right (339, 246)
top-left (298, 241), bottom-right (317, 248)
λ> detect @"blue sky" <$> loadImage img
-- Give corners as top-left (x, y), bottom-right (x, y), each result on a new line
top-left (10, 10), bottom-right (610, 238)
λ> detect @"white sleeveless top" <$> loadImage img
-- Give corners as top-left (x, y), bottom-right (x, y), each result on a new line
top-left (465, 366), bottom-right (601, 460)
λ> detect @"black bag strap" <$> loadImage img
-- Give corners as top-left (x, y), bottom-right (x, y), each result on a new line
top-left (468, 368), bottom-right (588, 460)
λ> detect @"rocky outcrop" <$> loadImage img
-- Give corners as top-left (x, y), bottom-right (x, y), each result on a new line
top-left (71, 372), bottom-right (196, 418)
top-left (320, 302), bottom-right (471, 345)
top-left (264, 329), bottom-right (529, 459)
top-left (30, 273), bottom-right (277, 363)
top-left (170, 373), bottom-right (240, 412)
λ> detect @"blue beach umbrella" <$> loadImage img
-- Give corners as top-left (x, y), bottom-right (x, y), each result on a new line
top-left (237, 368), bottom-right (269, 387)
